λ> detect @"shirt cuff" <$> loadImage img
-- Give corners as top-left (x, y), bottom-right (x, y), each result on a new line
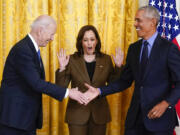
top-left (64, 88), bottom-right (69, 98)
top-left (97, 88), bottom-right (102, 95)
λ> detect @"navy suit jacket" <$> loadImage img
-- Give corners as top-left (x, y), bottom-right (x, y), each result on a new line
top-left (100, 34), bottom-right (180, 131)
top-left (0, 35), bottom-right (66, 131)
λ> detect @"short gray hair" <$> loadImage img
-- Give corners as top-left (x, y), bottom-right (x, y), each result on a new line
top-left (139, 5), bottom-right (160, 26)
top-left (31, 15), bottom-right (56, 29)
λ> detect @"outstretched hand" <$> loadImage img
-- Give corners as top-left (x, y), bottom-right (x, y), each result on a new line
top-left (57, 48), bottom-right (70, 71)
top-left (68, 87), bottom-right (89, 104)
top-left (112, 47), bottom-right (124, 67)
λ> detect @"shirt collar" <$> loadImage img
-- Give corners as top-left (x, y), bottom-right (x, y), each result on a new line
top-left (28, 33), bottom-right (39, 52)
top-left (143, 31), bottom-right (158, 47)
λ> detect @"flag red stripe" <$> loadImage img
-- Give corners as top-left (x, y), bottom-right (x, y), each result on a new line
top-left (172, 38), bottom-right (179, 47)
top-left (176, 100), bottom-right (180, 118)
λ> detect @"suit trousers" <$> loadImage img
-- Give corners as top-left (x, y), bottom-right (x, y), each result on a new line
top-left (124, 108), bottom-right (173, 135)
top-left (68, 114), bottom-right (106, 135)
top-left (0, 124), bottom-right (36, 135)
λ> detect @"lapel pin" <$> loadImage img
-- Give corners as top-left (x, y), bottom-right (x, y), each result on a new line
top-left (99, 65), bottom-right (103, 68)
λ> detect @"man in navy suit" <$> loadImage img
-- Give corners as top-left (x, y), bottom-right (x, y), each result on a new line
top-left (0, 15), bottom-right (86, 135)
top-left (84, 6), bottom-right (180, 135)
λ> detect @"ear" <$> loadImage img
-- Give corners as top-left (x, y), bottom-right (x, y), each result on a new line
top-left (37, 26), bottom-right (43, 36)
top-left (151, 18), bottom-right (157, 27)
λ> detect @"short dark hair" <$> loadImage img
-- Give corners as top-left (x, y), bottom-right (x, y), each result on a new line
top-left (76, 25), bottom-right (102, 56)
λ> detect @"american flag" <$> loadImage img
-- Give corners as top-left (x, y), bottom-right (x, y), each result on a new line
top-left (149, 0), bottom-right (180, 134)
top-left (149, 0), bottom-right (180, 46)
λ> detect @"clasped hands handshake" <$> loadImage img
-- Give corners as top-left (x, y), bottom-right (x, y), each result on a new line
top-left (68, 83), bottom-right (100, 105)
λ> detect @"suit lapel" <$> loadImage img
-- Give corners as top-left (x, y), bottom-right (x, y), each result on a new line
top-left (134, 41), bottom-right (143, 75)
top-left (26, 35), bottom-right (45, 79)
top-left (143, 35), bottom-right (161, 80)
top-left (92, 57), bottom-right (104, 84)
top-left (71, 56), bottom-right (91, 84)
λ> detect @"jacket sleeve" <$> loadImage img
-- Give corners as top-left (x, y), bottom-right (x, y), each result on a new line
top-left (166, 43), bottom-right (180, 106)
top-left (100, 46), bottom-right (134, 96)
top-left (55, 58), bottom-right (71, 88)
top-left (14, 46), bottom-right (66, 101)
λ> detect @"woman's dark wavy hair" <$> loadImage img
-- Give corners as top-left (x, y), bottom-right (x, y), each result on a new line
top-left (76, 25), bottom-right (102, 57)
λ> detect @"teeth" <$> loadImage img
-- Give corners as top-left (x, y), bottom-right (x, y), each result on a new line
top-left (136, 28), bottom-right (140, 31)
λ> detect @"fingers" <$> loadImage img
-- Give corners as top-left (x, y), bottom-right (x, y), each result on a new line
top-left (84, 83), bottom-right (92, 89)
top-left (76, 91), bottom-right (89, 105)
top-left (69, 87), bottom-right (90, 105)
top-left (148, 109), bottom-right (158, 119)
top-left (58, 48), bottom-right (67, 57)
top-left (70, 84), bottom-right (100, 105)
top-left (111, 54), bottom-right (115, 61)
top-left (148, 110), bottom-right (161, 119)
top-left (147, 103), bottom-right (167, 119)
top-left (111, 47), bottom-right (124, 68)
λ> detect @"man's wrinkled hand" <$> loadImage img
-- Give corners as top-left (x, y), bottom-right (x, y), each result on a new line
top-left (68, 87), bottom-right (89, 104)
top-left (147, 100), bottom-right (170, 119)
top-left (83, 83), bottom-right (100, 105)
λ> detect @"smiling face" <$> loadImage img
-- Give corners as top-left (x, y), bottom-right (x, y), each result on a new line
top-left (82, 30), bottom-right (98, 55)
top-left (38, 23), bottom-right (57, 47)
top-left (134, 9), bottom-right (157, 40)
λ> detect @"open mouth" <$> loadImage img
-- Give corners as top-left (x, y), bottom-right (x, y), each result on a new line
top-left (88, 47), bottom-right (93, 50)
top-left (136, 28), bottom-right (141, 31)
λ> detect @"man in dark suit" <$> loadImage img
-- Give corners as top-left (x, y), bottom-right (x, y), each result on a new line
top-left (0, 15), bottom-right (86, 135)
top-left (84, 6), bottom-right (180, 135)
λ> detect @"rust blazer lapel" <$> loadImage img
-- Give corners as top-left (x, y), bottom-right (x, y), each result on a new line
top-left (92, 57), bottom-right (105, 84)
top-left (71, 55), bottom-right (91, 84)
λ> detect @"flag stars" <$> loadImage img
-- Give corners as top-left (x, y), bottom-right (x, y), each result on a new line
top-left (164, 2), bottom-right (168, 9)
top-left (175, 15), bottom-right (179, 21)
top-left (150, 0), bottom-right (155, 6)
top-left (168, 14), bottom-right (173, 20)
top-left (149, 0), bottom-right (180, 41)
top-left (157, 23), bottom-right (160, 27)
top-left (168, 24), bottom-right (171, 30)
top-left (169, 4), bottom-right (173, 9)
top-left (167, 34), bottom-right (171, 40)
top-left (162, 23), bottom-right (167, 28)
top-left (173, 25), bottom-right (179, 31)
top-left (157, 1), bottom-right (162, 8)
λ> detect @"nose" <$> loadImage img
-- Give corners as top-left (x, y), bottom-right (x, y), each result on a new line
top-left (87, 40), bottom-right (91, 45)
top-left (134, 21), bottom-right (137, 27)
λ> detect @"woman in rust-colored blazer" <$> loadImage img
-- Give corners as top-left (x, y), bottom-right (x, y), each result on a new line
top-left (56, 25), bottom-right (124, 135)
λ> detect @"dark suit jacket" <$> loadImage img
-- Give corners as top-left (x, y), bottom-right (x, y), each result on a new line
top-left (0, 35), bottom-right (66, 131)
top-left (56, 53), bottom-right (121, 125)
top-left (100, 34), bottom-right (180, 131)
